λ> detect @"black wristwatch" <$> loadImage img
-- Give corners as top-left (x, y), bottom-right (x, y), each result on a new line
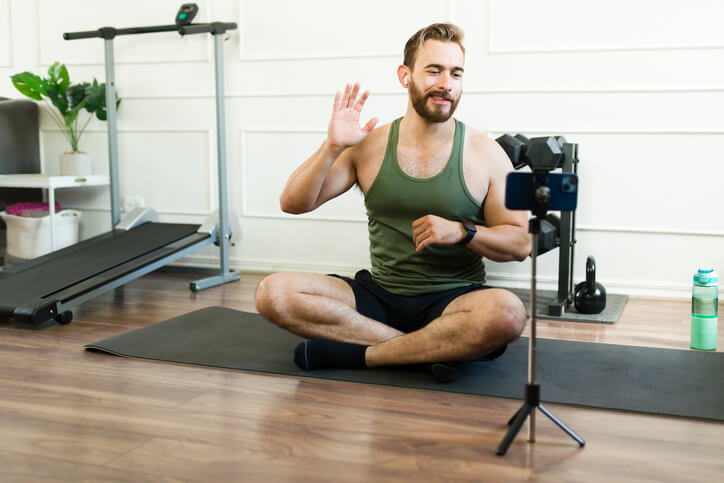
top-left (457, 220), bottom-right (477, 245)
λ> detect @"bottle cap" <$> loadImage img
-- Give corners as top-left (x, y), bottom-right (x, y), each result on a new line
top-left (694, 268), bottom-right (718, 286)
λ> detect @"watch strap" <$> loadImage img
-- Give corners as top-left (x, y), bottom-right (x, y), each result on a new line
top-left (457, 220), bottom-right (476, 245)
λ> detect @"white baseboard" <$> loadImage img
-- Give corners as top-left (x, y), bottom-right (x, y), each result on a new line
top-left (171, 255), bottom-right (697, 301)
top-left (172, 255), bottom-right (363, 278)
top-left (484, 271), bottom-right (692, 300)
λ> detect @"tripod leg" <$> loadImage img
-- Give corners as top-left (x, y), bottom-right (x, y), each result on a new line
top-left (496, 403), bottom-right (532, 456)
top-left (507, 405), bottom-right (524, 426)
top-left (538, 403), bottom-right (585, 447)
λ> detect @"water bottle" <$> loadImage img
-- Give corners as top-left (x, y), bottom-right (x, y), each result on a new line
top-left (691, 268), bottom-right (718, 351)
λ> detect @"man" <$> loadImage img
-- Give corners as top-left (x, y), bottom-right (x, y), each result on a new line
top-left (255, 23), bottom-right (531, 379)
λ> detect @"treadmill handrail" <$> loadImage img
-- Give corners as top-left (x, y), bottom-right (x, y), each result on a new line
top-left (178, 22), bottom-right (238, 35)
top-left (63, 22), bottom-right (237, 40)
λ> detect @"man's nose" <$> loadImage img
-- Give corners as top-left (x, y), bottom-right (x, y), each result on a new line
top-left (436, 72), bottom-right (453, 92)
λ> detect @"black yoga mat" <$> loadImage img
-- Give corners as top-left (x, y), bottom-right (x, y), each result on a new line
top-left (86, 307), bottom-right (724, 421)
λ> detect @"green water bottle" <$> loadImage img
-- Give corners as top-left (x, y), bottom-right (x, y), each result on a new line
top-left (691, 268), bottom-right (718, 350)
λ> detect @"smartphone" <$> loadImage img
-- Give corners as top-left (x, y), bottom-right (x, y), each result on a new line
top-left (505, 172), bottom-right (578, 212)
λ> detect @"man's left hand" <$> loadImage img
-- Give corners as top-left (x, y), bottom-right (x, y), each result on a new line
top-left (411, 215), bottom-right (467, 252)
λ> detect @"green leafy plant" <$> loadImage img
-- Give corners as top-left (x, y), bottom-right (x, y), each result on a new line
top-left (10, 62), bottom-right (121, 152)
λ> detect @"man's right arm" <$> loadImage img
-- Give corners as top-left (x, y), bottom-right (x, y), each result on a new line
top-left (279, 141), bottom-right (354, 214)
top-left (279, 83), bottom-right (378, 215)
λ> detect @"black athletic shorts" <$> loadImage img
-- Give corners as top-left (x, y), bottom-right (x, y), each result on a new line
top-left (330, 269), bottom-right (507, 360)
top-left (331, 269), bottom-right (489, 332)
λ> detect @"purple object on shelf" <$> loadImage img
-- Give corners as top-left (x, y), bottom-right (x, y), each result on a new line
top-left (5, 201), bottom-right (61, 216)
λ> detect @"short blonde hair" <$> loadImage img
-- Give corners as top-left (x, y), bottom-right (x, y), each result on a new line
top-left (403, 23), bottom-right (465, 69)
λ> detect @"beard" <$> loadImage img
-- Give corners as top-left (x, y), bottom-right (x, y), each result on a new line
top-left (408, 79), bottom-right (460, 123)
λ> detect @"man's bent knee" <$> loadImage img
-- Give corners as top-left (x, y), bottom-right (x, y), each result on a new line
top-left (494, 290), bottom-right (527, 342)
top-left (255, 272), bottom-right (356, 328)
top-left (467, 289), bottom-right (526, 351)
top-left (255, 272), bottom-right (292, 323)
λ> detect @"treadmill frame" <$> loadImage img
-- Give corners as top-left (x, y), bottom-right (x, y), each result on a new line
top-left (64, 21), bottom-right (241, 293)
top-left (0, 21), bottom-right (243, 324)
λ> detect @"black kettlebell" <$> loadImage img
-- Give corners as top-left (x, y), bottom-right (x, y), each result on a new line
top-left (574, 256), bottom-right (606, 314)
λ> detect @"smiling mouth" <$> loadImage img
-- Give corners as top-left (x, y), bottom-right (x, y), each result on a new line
top-left (429, 95), bottom-right (451, 105)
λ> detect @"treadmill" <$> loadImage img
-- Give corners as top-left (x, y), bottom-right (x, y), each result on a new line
top-left (0, 9), bottom-right (240, 325)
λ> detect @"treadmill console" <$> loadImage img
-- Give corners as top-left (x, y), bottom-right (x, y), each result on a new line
top-left (176, 3), bottom-right (198, 26)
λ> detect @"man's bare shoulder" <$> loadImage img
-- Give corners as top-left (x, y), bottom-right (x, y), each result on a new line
top-left (465, 126), bottom-right (514, 170)
top-left (349, 122), bottom-right (392, 159)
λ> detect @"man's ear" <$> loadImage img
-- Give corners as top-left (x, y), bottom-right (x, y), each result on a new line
top-left (397, 65), bottom-right (410, 88)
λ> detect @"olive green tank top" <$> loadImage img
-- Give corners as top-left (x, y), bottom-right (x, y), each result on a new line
top-left (364, 117), bottom-right (486, 295)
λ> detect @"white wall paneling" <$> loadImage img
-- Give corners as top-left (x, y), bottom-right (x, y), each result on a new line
top-left (37, 0), bottom-right (211, 65)
top-left (486, 227), bottom-right (724, 299)
top-left (40, 129), bottom-right (212, 216)
top-left (119, 130), bottom-right (212, 215)
top-left (232, 217), bottom-right (370, 276)
top-left (2, 0), bottom-right (723, 298)
top-left (566, 132), bottom-right (722, 234)
top-left (110, 98), bottom-right (216, 131)
top-left (105, 64), bottom-right (215, 100)
top-left (485, 130), bottom-right (724, 234)
top-left (0, 0), bottom-right (12, 67)
top-left (466, 49), bottom-right (724, 93)
top-left (489, 0), bottom-right (724, 53)
top-left (239, 0), bottom-right (453, 61)
top-left (462, 91), bottom-right (724, 134)
top-left (241, 130), bottom-right (366, 222)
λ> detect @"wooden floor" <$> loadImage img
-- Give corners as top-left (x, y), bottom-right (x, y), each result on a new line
top-left (0, 271), bottom-right (722, 482)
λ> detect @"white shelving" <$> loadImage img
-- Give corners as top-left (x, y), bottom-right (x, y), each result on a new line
top-left (0, 174), bottom-right (109, 250)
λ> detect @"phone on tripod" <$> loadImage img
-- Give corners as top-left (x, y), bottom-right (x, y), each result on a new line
top-left (505, 172), bottom-right (578, 212)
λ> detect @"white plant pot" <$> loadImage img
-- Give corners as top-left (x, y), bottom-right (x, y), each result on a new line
top-left (60, 151), bottom-right (92, 176)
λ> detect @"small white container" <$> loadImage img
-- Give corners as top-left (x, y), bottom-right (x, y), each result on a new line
top-left (1, 209), bottom-right (81, 259)
top-left (60, 152), bottom-right (92, 176)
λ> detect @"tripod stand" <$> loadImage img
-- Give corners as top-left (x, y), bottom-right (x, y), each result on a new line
top-left (496, 206), bottom-right (585, 456)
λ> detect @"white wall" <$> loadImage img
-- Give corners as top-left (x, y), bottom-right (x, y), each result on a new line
top-left (1, 0), bottom-right (722, 299)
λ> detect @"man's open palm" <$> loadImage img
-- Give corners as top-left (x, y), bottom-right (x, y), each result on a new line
top-left (328, 83), bottom-right (379, 151)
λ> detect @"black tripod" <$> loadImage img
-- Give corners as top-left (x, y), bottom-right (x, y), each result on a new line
top-left (496, 190), bottom-right (585, 456)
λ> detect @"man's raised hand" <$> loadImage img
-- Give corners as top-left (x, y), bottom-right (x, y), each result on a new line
top-left (327, 83), bottom-right (379, 154)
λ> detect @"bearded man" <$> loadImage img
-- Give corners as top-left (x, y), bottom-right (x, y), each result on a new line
top-left (255, 23), bottom-right (531, 381)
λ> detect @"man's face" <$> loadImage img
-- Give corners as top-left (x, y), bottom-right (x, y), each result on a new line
top-left (407, 39), bottom-right (464, 123)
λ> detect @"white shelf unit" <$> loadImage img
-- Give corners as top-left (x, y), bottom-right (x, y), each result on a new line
top-left (0, 174), bottom-right (110, 251)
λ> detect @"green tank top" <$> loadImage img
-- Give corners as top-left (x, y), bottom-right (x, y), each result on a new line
top-left (364, 117), bottom-right (486, 295)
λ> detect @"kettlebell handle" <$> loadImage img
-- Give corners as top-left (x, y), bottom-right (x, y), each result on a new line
top-left (586, 256), bottom-right (596, 289)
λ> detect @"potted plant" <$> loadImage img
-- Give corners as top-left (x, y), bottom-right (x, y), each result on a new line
top-left (10, 61), bottom-right (120, 176)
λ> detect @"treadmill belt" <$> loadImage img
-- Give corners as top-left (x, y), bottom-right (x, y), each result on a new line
top-left (0, 223), bottom-right (202, 311)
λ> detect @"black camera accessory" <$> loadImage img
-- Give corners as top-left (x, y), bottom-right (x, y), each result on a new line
top-left (497, 146), bottom-right (585, 456)
top-left (176, 3), bottom-right (199, 26)
top-left (505, 172), bottom-right (578, 213)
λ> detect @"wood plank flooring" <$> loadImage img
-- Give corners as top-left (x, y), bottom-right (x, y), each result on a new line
top-left (0, 270), bottom-right (722, 482)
